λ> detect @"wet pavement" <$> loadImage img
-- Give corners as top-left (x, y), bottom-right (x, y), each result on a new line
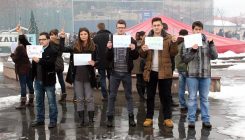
top-left (0, 71), bottom-right (235, 140)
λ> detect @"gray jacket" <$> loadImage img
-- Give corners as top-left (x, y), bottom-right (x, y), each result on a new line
top-left (181, 34), bottom-right (218, 78)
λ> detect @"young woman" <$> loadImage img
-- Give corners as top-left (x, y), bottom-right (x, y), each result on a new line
top-left (11, 34), bottom-right (34, 109)
top-left (60, 28), bottom-right (97, 127)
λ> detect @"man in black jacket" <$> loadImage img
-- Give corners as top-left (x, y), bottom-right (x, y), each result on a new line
top-left (106, 19), bottom-right (138, 127)
top-left (31, 32), bottom-right (58, 128)
top-left (93, 23), bottom-right (112, 101)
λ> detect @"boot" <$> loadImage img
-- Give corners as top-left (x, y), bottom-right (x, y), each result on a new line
top-left (15, 97), bottom-right (26, 109)
top-left (59, 93), bottom-right (67, 102)
top-left (78, 111), bottom-right (85, 127)
top-left (107, 115), bottom-right (114, 127)
top-left (26, 94), bottom-right (34, 107)
top-left (129, 114), bottom-right (136, 127)
top-left (88, 111), bottom-right (94, 127)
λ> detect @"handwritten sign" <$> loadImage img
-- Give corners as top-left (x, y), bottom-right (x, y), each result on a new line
top-left (184, 33), bottom-right (203, 48)
top-left (26, 45), bottom-right (43, 58)
top-left (145, 37), bottom-right (163, 50)
top-left (113, 35), bottom-right (131, 48)
top-left (74, 54), bottom-right (91, 66)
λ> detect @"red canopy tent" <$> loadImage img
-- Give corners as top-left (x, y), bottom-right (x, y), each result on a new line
top-left (126, 15), bottom-right (245, 54)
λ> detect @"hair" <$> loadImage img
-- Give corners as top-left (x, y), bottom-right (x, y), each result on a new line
top-left (135, 32), bottom-right (140, 40)
top-left (39, 32), bottom-right (50, 39)
top-left (18, 35), bottom-right (31, 48)
top-left (179, 29), bottom-right (188, 36)
top-left (192, 21), bottom-right (203, 29)
top-left (162, 22), bottom-right (168, 30)
top-left (74, 27), bottom-right (94, 52)
top-left (49, 29), bottom-right (59, 36)
top-left (151, 17), bottom-right (163, 25)
top-left (97, 23), bottom-right (105, 30)
top-left (116, 19), bottom-right (126, 27)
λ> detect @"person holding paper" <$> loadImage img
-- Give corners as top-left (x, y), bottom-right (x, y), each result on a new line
top-left (181, 21), bottom-right (218, 129)
top-left (60, 27), bottom-right (97, 127)
top-left (140, 17), bottom-right (178, 128)
top-left (31, 32), bottom-right (58, 128)
top-left (10, 26), bottom-right (34, 109)
top-left (49, 29), bottom-right (67, 103)
top-left (106, 19), bottom-right (138, 127)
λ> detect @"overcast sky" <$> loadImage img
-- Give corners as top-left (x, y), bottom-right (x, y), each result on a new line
top-left (214, 0), bottom-right (245, 17)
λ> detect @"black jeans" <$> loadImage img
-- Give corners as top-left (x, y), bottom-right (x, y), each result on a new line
top-left (146, 71), bottom-right (172, 120)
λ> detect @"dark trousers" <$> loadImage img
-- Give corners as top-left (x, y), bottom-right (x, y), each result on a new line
top-left (136, 74), bottom-right (146, 97)
top-left (56, 71), bottom-right (66, 94)
top-left (146, 71), bottom-right (172, 119)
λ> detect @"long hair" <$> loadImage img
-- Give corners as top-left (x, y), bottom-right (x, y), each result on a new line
top-left (18, 35), bottom-right (31, 48)
top-left (74, 27), bottom-right (95, 52)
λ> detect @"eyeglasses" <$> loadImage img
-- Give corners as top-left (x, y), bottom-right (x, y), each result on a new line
top-left (38, 38), bottom-right (47, 41)
top-left (117, 27), bottom-right (126, 29)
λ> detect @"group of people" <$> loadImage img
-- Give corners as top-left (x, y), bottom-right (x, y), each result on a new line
top-left (11, 17), bottom-right (217, 130)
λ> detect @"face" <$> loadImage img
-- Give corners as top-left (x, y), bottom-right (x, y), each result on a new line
top-left (152, 21), bottom-right (163, 35)
top-left (39, 35), bottom-right (49, 47)
top-left (116, 23), bottom-right (126, 35)
top-left (50, 33), bottom-right (58, 40)
top-left (79, 31), bottom-right (89, 42)
top-left (192, 26), bottom-right (203, 34)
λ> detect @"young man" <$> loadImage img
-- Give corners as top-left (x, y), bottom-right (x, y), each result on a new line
top-left (106, 19), bottom-right (138, 127)
top-left (181, 21), bottom-right (218, 129)
top-left (31, 32), bottom-right (58, 128)
top-left (93, 23), bottom-right (112, 101)
top-left (140, 17), bottom-right (178, 128)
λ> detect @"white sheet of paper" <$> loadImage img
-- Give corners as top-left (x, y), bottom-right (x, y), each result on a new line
top-left (10, 42), bottom-right (18, 53)
top-left (26, 45), bottom-right (43, 58)
top-left (113, 35), bottom-right (131, 48)
top-left (184, 33), bottom-right (203, 48)
top-left (145, 37), bottom-right (163, 50)
top-left (73, 54), bottom-right (91, 66)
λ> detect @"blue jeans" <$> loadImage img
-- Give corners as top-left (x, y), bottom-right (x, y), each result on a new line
top-left (34, 80), bottom-right (58, 123)
top-left (186, 77), bottom-right (211, 123)
top-left (107, 71), bottom-right (134, 116)
top-left (98, 69), bottom-right (110, 98)
top-left (178, 72), bottom-right (187, 108)
top-left (19, 74), bottom-right (34, 97)
top-left (56, 71), bottom-right (66, 94)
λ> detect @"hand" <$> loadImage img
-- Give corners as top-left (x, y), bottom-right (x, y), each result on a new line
top-left (171, 35), bottom-right (177, 42)
top-left (59, 28), bottom-right (66, 38)
top-left (32, 57), bottom-right (40, 63)
top-left (16, 24), bottom-right (22, 34)
top-left (107, 41), bottom-right (112, 49)
top-left (208, 37), bottom-right (213, 42)
top-left (142, 45), bottom-right (149, 52)
top-left (88, 60), bottom-right (95, 66)
top-left (192, 44), bottom-right (198, 50)
top-left (129, 43), bottom-right (135, 50)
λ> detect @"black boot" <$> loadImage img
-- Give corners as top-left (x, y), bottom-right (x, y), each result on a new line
top-left (78, 111), bottom-right (85, 127)
top-left (88, 111), bottom-right (94, 127)
top-left (26, 94), bottom-right (34, 107)
top-left (129, 114), bottom-right (136, 127)
top-left (107, 115), bottom-right (113, 127)
top-left (59, 93), bottom-right (67, 102)
top-left (16, 97), bottom-right (26, 109)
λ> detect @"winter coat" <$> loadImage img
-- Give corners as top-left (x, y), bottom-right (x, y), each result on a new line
top-left (106, 36), bottom-right (139, 73)
top-left (10, 44), bottom-right (31, 75)
top-left (181, 34), bottom-right (218, 78)
top-left (175, 37), bottom-right (187, 72)
top-left (50, 38), bottom-right (64, 72)
top-left (60, 38), bottom-right (98, 88)
top-left (32, 44), bottom-right (58, 86)
top-left (93, 29), bottom-right (112, 69)
top-left (139, 30), bottom-right (178, 82)
top-left (132, 40), bottom-right (145, 74)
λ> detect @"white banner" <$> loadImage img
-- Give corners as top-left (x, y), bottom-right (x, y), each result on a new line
top-left (74, 53), bottom-right (91, 66)
top-left (26, 45), bottom-right (43, 58)
top-left (145, 37), bottom-right (163, 50)
top-left (113, 35), bottom-right (131, 48)
top-left (184, 33), bottom-right (203, 48)
top-left (0, 34), bottom-right (36, 46)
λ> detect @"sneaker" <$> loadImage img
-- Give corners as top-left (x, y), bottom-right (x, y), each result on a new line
top-left (48, 122), bottom-right (57, 128)
top-left (143, 119), bottom-right (153, 127)
top-left (188, 122), bottom-right (195, 129)
top-left (163, 119), bottom-right (174, 128)
top-left (202, 122), bottom-right (212, 129)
